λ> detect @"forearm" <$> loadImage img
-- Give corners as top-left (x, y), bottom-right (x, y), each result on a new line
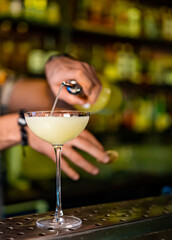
top-left (7, 77), bottom-right (72, 112)
top-left (7, 77), bottom-right (55, 112)
top-left (0, 113), bottom-right (21, 150)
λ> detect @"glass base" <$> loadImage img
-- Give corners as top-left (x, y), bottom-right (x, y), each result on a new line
top-left (36, 215), bottom-right (82, 229)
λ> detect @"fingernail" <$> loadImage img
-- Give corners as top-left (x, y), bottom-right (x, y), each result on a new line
top-left (83, 103), bottom-right (90, 109)
top-left (92, 168), bottom-right (99, 175)
top-left (73, 175), bottom-right (80, 181)
top-left (104, 154), bottom-right (110, 163)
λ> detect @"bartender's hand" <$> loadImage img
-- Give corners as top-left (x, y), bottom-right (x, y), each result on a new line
top-left (45, 56), bottom-right (102, 106)
top-left (28, 128), bottom-right (116, 180)
top-left (62, 130), bottom-right (113, 180)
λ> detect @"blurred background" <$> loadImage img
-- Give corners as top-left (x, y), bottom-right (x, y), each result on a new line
top-left (1, 0), bottom-right (172, 218)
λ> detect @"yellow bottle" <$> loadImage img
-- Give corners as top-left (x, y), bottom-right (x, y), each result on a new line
top-left (75, 75), bottom-right (123, 114)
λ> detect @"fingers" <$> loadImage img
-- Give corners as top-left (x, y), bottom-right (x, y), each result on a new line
top-left (57, 66), bottom-right (100, 105)
top-left (29, 126), bottom-right (118, 182)
top-left (61, 157), bottom-right (80, 181)
top-left (58, 87), bottom-right (87, 105)
top-left (69, 136), bottom-right (109, 163)
top-left (45, 57), bottom-right (102, 106)
top-left (73, 63), bottom-right (101, 105)
top-left (28, 129), bottom-right (81, 181)
top-left (80, 63), bottom-right (102, 104)
top-left (77, 130), bottom-right (104, 150)
top-left (62, 146), bottom-right (99, 175)
top-left (79, 132), bottom-right (119, 162)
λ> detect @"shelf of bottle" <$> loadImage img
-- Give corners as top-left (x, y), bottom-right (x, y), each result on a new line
top-left (1, 15), bottom-right (172, 51)
top-left (0, 15), bottom-right (62, 32)
top-left (88, 115), bottom-right (172, 140)
top-left (116, 81), bottom-right (172, 92)
top-left (72, 21), bottom-right (172, 50)
top-left (1, 14), bottom-right (172, 48)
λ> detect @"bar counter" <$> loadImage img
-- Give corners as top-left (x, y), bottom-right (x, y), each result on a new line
top-left (1, 195), bottom-right (172, 239)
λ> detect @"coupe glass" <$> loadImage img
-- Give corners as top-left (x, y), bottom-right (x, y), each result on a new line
top-left (24, 110), bottom-right (90, 229)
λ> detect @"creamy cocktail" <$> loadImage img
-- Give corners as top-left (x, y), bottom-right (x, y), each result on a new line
top-left (25, 110), bottom-right (90, 229)
top-left (26, 115), bottom-right (89, 145)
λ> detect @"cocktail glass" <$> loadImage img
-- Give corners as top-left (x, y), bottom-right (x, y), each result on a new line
top-left (24, 110), bottom-right (90, 229)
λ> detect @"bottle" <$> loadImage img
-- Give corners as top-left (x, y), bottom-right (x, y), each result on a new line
top-left (75, 75), bottom-right (123, 114)
top-left (46, 1), bottom-right (61, 25)
top-left (9, 0), bottom-right (23, 18)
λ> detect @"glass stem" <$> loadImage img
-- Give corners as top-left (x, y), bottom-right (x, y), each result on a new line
top-left (53, 145), bottom-right (63, 220)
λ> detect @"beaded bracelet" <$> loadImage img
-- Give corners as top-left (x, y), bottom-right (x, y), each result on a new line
top-left (18, 109), bottom-right (28, 155)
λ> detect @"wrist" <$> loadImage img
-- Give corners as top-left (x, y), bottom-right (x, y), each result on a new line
top-left (18, 109), bottom-right (28, 147)
top-left (0, 113), bottom-right (21, 150)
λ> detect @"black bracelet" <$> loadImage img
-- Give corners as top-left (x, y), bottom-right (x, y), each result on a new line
top-left (46, 53), bottom-right (74, 64)
top-left (17, 109), bottom-right (28, 147)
